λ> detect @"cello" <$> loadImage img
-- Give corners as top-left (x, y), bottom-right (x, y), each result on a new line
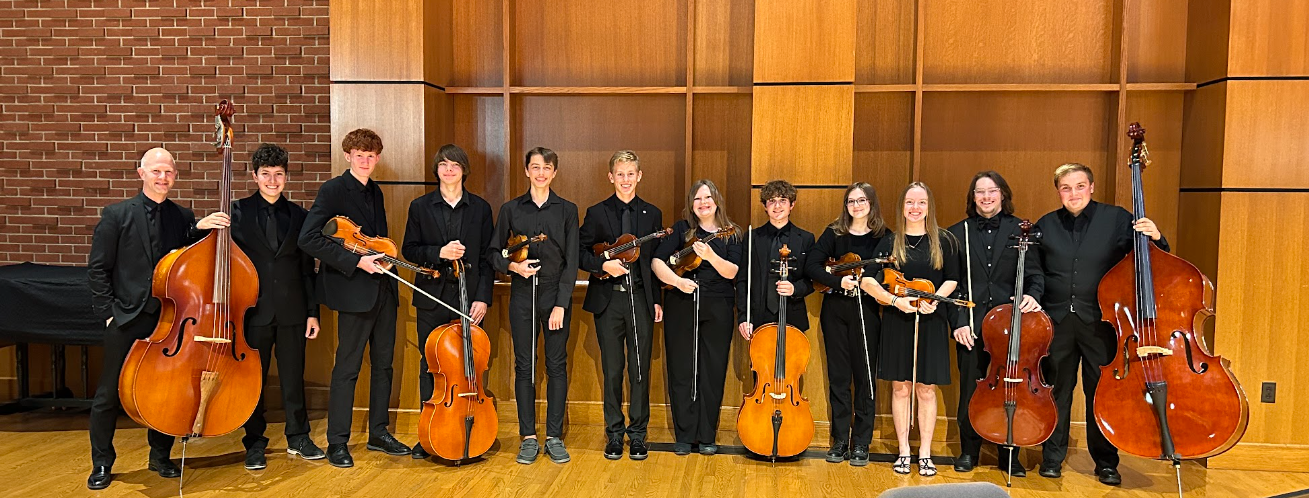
top-left (417, 260), bottom-right (497, 462)
top-left (967, 220), bottom-right (1057, 486)
top-left (119, 100), bottom-right (263, 439)
top-left (737, 245), bottom-right (814, 459)
top-left (1093, 122), bottom-right (1248, 496)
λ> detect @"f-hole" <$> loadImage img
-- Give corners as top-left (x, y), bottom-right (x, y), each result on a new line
top-left (1172, 330), bottom-right (1209, 374)
top-left (227, 320), bottom-right (245, 361)
top-left (163, 317), bottom-right (196, 357)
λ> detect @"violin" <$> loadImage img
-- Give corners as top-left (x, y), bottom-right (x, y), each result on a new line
top-left (322, 215), bottom-right (439, 278)
top-left (501, 233), bottom-right (547, 263)
top-left (1093, 123), bottom-right (1247, 492)
top-left (591, 228), bottom-right (672, 279)
top-left (663, 225), bottom-right (737, 286)
top-left (881, 268), bottom-right (975, 308)
top-left (737, 245), bottom-right (814, 459)
top-left (968, 220), bottom-right (1057, 483)
top-left (813, 253), bottom-right (896, 294)
top-left (417, 260), bottom-right (497, 462)
top-left (119, 100), bottom-right (262, 438)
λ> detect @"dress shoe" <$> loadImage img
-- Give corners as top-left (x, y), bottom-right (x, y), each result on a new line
top-left (1003, 460), bottom-right (1027, 478)
top-left (1038, 464), bottom-right (1061, 478)
top-left (672, 442), bottom-right (692, 455)
top-left (698, 443), bottom-right (718, 455)
top-left (1097, 467), bottom-right (1122, 486)
top-left (826, 440), bottom-right (848, 463)
top-left (410, 441), bottom-right (430, 459)
top-left (849, 445), bottom-right (870, 467)
top-left (149, 458), bottom-right (181, 478)
top-left (604, 437), bottom-right (623, 460)
top-left (365, 433), bottom-right (411, 456)
top-left (629, 439), bottom-right (648, 461)
top-left (287, 437), bottom-right (325, 460)
top-left (327, 443), bottom-right (354, 468)
top-left (953, 454), bottom-right (976, 472)
top-left (244, 447), bottom-right (267, 470)
top-left (86, 466), bottom-right (112, 490)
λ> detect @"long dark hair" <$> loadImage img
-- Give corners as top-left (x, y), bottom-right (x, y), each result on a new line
top-left (964, 170), bottom-right (1015, 218)
top-left (431, 144), bottom-right (470, 184)
top-left (829, 182), bottom-right (886, 237)
top-left (682, 179), bottom-right (739, 242)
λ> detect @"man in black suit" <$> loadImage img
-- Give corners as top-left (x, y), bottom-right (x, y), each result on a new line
top-left (946, 171), bottom-right (1043, 476)
top-left (297, 128), bottom-right (410, 468)
top-left (230, 143), bottom-right (323, 470)
top-left (400, 143), bottom-right (495, 459)
top-left (86, 147), bottom-right (228, 490)
top-left (578, 150), bottom-right (664, 461)
top-left (737, 179), bottom-right (815, 341)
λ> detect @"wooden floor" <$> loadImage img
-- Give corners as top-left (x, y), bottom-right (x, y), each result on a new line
top-left (2, 411), bottom-right (1306, 498)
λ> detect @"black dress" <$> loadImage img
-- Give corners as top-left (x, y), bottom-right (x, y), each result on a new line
top-left (876, 231), bottom-right (960, 386)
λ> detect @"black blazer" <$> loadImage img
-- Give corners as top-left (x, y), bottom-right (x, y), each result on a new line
top-left (297, 171), bottom-right (397, 313)
top-left (578, 195), bottom-right (663, 316)
top-left (946, 214), bottom-right (1044, 330)
top-left (401, 190), bottom-right (495, 309)
top-left (735, 223), bottom-right (815, 331)
top-left (88, 193), bottom-right (199, 327)
top-left (231, 194), bottom-right (319, 326)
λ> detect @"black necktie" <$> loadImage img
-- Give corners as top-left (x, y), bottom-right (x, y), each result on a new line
top-left (767, 229), bottom-right (784, 314)
top-left (620, 204), bottom-right (632, 235)
top-left (262, 205), bottom-right (279, 250)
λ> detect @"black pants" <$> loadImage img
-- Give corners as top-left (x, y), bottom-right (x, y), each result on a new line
top-left (593, 284), bottom-right (653, 441)
top-left (415, 285), bottom-right (461, 406)
top-left (509, 277), bottom-right (571, 438)
top-left (89, 313), bottom-right (175, 467)
top-left (664, 292), bottom-right (734, 445)
top-left (242, 322), bottom-right (310, 450)
top-left (1041, 314), bottom-right (1119, 470)
top-left (820, 294), bottom-right (880, 446)
top-left (955, 332), bottom-right (1017, 463)
top-left (326, 291), bottom-right (398, 445)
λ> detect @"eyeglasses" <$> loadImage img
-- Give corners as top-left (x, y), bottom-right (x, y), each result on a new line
top-left (764, 197), bottom-right (790, 207)
top-left (973, 188), bottom-right (1001, 197)
top-left (846, 198), bottom-right (869, 206)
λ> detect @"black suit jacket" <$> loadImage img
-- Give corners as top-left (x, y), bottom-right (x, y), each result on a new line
top-left (231, 194), bottom-right (319, 326)
top-left (946, 214), bottom-right (1044, 330)
top-left (578, 195), bottom-right (663, 316)
top-left (297, 171), bottom-right (397, 313)
top-left (88, 193), bottom-right (199, 327)
top-left (735, 222), bottom-right (815, 331)
top-left (401, 190), bottom-right (495, 309)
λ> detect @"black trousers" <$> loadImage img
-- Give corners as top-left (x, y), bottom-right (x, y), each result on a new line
top-left (415, 285), bottom-right (461, 406)
top-left (592, 284), bottom-right (653, 441)
top-left (242, 322), bottom-right (311, 450)
top-left (663, 292), bottom-right (734, 445)
top-left (955, 332), bottom-right (1017, 463)
top-left (326, 290), bottom-right (398, 445)
top-left (89, 313), bottom-right (175, 467)
top-left (509, 277), bottom-right (571, 438)
top-left (820, 294), bottom-right (880, 446)
top-left (1041, 314), bottom-right (1120, 470)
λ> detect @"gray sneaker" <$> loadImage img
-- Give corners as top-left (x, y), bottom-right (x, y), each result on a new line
top-left (516, 438), bottom-right (540, 464)
top-left (543, 437), bottom-right (570, 463)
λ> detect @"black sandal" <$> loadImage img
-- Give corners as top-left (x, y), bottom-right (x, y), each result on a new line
top-left (918, 457), bottom-right (937, 477)
top-left (893, 456), bottom-right (912, 474)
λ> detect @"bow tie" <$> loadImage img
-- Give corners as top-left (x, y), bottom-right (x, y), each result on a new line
top-left (976, 216), bottom-right (1001, 230)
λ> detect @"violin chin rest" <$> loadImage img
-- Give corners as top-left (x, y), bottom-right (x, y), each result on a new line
top-left (322, 219), bottom-right (338, 237)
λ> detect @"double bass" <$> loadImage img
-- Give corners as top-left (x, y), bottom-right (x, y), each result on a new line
top-left (737, 245), bottom-right (814, 459)
top-left (967, 220), bottom-right (1057, 486)
top-left (417, 260), bottom-right (497, 462)
top-left (1093, 123), bottom-right (1248, 495)
top-left (119, 100), bottom-right (262, 438)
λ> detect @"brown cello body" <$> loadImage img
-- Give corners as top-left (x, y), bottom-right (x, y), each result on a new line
top-left (119, 100), bottom-right (263, 438)
top-left (417, 265), bottom-right (496, 461)
top-left (969, 304), bottom-right (1057, 447)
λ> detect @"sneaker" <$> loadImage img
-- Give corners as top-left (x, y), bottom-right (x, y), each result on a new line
top-left (673, 442), bottom-right (693, 455)
top-left (543, 437), bottom-right (570, 463)
top-left (516, 438), bottom-right (540, 464)
top-left (287, 438), bottom-right (325, 460)
top-left (699, 443), bottom-right (718, 455)
top-left (604, 437), bottom-right (623, 460)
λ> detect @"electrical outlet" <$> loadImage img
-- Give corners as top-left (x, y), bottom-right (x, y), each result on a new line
top-left (1261, 382), bottom-right (1276, 403)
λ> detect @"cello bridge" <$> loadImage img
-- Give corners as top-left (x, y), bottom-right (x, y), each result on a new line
top-left (1136, 346), bottom-right (1173, 357)
top-left (193, 336), bottom-right (232, 344)
top-left (768, 392), bottom-right (787, 400)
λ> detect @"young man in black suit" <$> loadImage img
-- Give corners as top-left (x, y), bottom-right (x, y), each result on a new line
top-left (578, 150), bottom-right (664, 461)
top-left (737, 179), bottom-right (815, 343)
top-left (400, 144), bottom-right (495, 459)
top-left (86, 148), bottom-right (227, 490)
top-left (297, 129), bottom-right (410, 468)
top-left (230, 143), bottom-right (323, 469)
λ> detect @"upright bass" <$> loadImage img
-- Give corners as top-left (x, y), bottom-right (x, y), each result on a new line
top-left (1093, 122), bottom-right (1248, 496)
top-left (119, 100), bottom-right (263, 438)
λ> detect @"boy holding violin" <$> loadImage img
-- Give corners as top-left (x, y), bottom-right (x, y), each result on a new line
top-left (297, 128), bottom-right (411, 467)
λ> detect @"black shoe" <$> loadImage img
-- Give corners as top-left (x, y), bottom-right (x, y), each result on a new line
top-left (148, 458), bottom-right (181, 478)
top-left (629, 440), bottom-right (648, 461)
top-left (244, 447), bottom-right (267, 470)
top-left (1039, 464), bottom-right (1061, 478)
top-left (365, 433), bottom-right (411, 456)
top-left (1004, 460), bottom-right (1027, 477)
top-left (953, 454), bottom-right (976, 472)
top-left (849, 445), bottom-right (870, 467)
top-left (87, 466), bottom-right (112, 490)
top-left (698, 443), bottom-right (718, 455)
top-left (673, 442), bottom-right (692, 455)
top-left (1097, 467), bottom-right (1122, 486)
top-left (604, 437), bottom-right (623, 460)
top-left (327, 444), bottom-right (354, 468)
top-left (287, 438), bottom-right (325, 460)
top-left (826, 440), bottom-right (848, 463)
top-left (410, 441), bottom-right (430, 460)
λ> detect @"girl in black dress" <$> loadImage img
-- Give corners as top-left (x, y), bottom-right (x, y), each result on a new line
top-left (861, 181), bottom-right (960, 477)
top-left (805, 182), bottom-right (887, 466)
top-left (652, 179), bottom-right (741, 456)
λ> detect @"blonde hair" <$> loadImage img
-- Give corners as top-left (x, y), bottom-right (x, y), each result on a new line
top-left (891, 182), bottom-right (953, 270)
top-left (609, 150), bottom-right (639, 171)
top-left (1053, 163), bottom-right (1094, 188)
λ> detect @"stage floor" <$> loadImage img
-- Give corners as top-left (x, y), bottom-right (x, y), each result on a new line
top-left (2, 410), bottom-right (1304, 497)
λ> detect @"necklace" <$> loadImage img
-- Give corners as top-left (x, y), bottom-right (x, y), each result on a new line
top-left (906, 233), bottom-right (925, 250)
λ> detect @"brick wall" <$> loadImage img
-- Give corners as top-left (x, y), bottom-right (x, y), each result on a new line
top-left (0, 0), bottom-right (332, 265)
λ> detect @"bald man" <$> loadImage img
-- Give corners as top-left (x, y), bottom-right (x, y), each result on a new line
top-left (85, 148), bottom-right (228, 490)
